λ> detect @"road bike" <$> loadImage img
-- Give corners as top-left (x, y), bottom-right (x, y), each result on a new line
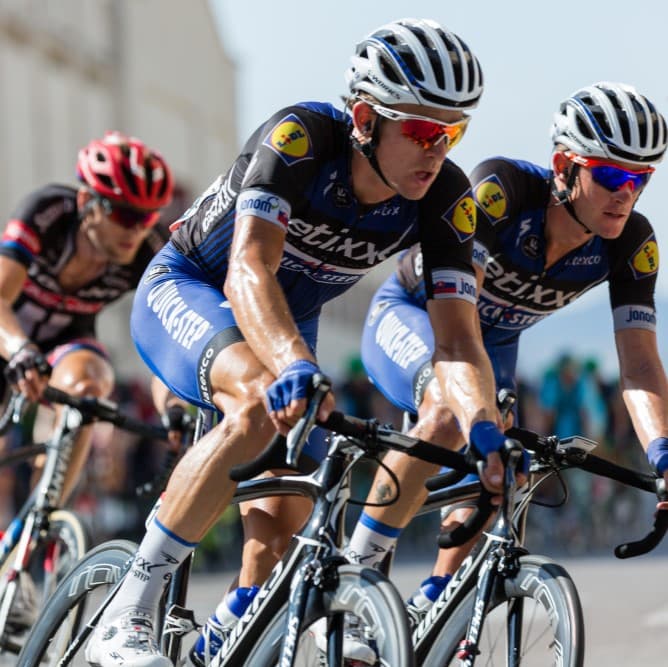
top-left (0, 386), bottom-right (168, 657)
top-left (16, 375), bottom-right (497, 667)
top-left (21, 380), bottom-right (664, 666)
top-left (406, 413), bottom-right (667, 666)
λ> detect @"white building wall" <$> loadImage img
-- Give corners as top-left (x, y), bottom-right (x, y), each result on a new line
top-left (0, 0), bottom-right (237, 379)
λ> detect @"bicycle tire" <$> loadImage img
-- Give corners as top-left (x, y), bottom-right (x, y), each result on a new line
top-left (420, 555), bottom-right (584, 667)
top-left (16, 539), bottom-right (137, 667)
top-left (238, 563), bottom-right (414, 667)
top-left (0, 509), bottom-right (90, 654)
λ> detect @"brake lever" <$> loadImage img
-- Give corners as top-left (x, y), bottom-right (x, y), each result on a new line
top-left (285, 373), bottom-right (331, 467)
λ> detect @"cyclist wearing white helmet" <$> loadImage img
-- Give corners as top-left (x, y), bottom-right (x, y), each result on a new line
top-left (86, 18), bottom-right (506, 667)
top-left (347, 81), bottom-right (668, 631)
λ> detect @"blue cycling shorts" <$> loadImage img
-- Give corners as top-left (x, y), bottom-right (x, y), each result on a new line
top-left (361, 273), bottom-right (519, 414)
top-left (361, 273), bottom-right (519, 482)
top-left (131, 242), bottom-right (326, 462)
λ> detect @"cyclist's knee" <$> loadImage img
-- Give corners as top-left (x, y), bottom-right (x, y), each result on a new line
top-left (50, 350), bottom-right (114, 398)
top-left (220, 395), bottom-right (273, 440)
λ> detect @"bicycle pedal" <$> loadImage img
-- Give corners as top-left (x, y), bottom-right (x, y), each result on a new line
top-left (164, 604), bottom-right (200, 637)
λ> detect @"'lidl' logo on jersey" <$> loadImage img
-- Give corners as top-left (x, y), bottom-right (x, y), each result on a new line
top-left (474, 176), bottom-right (507, 224)
top-left (443, 194), bottom-right (476, 242)
top-left (629, 238), bottom-right (659, 279)
top-left (263, 114), bottom-right (313, 166)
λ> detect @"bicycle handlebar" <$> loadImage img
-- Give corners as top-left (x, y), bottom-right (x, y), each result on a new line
top-left (0, 386), bottom-right (169, 441)
top-left (615, 479), bottom-right (668, 559)
top-left (228, 407), bottom-right (493, 547)
top-left (505, 425), bottom-right (668, 558)
top-left (437, 487), bottom-right (495, 548)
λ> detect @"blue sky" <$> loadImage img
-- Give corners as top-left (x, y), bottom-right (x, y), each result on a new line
top-left (209, 0), bottom-right (668, 379)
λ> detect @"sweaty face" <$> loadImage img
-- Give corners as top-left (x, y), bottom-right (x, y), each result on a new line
top-left (573, 164), bottom-right (644, 239)
top-left (373, 104), bottom-right (468, 200)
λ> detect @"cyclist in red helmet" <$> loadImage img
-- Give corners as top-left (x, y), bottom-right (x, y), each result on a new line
top-left (0, 130), bottom-right (179, 519)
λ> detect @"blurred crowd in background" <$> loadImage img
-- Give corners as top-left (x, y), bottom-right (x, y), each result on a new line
top-left (0, 350), bottom-right (653, 571)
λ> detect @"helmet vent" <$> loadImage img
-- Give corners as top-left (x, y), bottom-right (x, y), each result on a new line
top-left (575, 114), bottom-right (595, 140)
top-left (121, 164), bottom-right (140, 197)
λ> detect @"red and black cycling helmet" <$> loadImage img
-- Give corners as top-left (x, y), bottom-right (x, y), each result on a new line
top-left (76, 131), bottom-right (173, 211)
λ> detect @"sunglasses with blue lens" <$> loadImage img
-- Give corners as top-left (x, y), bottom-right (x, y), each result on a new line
top-left (566, 153), bottom-right (654, 192)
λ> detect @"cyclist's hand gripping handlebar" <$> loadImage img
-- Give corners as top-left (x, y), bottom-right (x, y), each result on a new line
top-left (229, 374), bottom-right (331, 482)
top-left (435, 437), bottom-right (525, 549)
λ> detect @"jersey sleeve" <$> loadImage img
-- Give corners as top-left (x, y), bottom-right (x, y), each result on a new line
top-left (0, 190), bottom-right (52, 266)
top-left (235, 105), bottom-right (340, 232)
top-left (607, 212), bottom-right (659, 332)
top-left (470, 158), bottom-right (528, 272)
top-left (416, 162), bottom-right (477, 305)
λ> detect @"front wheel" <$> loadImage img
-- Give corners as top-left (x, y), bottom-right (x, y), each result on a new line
top-left (240, 563), bottom-right (415, 666)
top-left (16, 539), bottom-right (137, 667)
top-left (421, 554), bottom-right (585, 667)
top-left (0, 509), bottom-right (90, 654)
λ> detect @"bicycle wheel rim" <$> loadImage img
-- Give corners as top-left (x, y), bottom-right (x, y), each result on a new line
top-left (420, 554), bottom-right (585, 667)
top-left (16, 540), bottom-right (137, 667)
top-left (229, 564), bottom-right (414, 666)
top-left (0, 509), bottom-right (89, 655)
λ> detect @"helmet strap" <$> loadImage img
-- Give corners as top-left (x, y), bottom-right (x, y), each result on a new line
top-left (551, 165), bottom-right (592, 234)
top-left (351, 121), bottom-right (392, 188)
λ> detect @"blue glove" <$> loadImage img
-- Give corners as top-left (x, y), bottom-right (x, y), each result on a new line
top-left (266, 360), bottom-right (320, 413)
top-left (470, 420), bottom-right (530, 475)
top-left (648, 437), bottom-right (668, 475)
top-left (469, 421), bottom-right (505, 457)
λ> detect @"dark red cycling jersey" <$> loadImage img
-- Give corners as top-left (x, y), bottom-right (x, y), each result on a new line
top-left (0, 184), bottom-right (168, 350)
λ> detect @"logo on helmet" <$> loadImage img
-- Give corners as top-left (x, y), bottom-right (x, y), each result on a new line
top-left (263, 114), bottom-right (313, 166)
top-left (368, 74), bottom-right (401, 100)
top-left (474, 177), bottom-right (507, 224)
top-left (629, 238), bottom-right (659, 279)
top-left (444, 194), bottom-right (476, 242)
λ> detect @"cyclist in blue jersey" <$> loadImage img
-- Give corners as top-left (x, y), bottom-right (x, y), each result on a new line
top-left (346, 81), bottom-right (668, 631)
top-left (85, 18), bottom-right (511, 667)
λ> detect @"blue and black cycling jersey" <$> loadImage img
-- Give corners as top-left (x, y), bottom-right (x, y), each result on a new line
top-left (396, 157), bottom-right (659, 347)
top-left (169, 101), bottom-right (477, 324)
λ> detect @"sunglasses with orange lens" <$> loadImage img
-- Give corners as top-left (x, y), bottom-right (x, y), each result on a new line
top-left (370, 104), bottom-right (470, 151)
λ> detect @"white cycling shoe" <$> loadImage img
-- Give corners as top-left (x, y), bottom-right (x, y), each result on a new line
top-left (85, 608), bottom-right (171, 667)
top-left (310, 615), bottom-right (378, 666)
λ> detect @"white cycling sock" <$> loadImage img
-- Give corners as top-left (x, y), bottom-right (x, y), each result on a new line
top-left (104, 517), bottom-right (197, 620)
top-left (345, 512), bottom-right (401, 568)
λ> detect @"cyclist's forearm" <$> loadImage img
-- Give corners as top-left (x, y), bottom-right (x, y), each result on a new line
top-left (0, 300), bottom-right (30, 360)
top-left (433, 340), bottom-right (498, 439)
top-left (224, 264), bottom-right (314, 376)
top-left (622, 373), bottom-right (668, 447)
top-left (617, 329), bottom-right (668, 446)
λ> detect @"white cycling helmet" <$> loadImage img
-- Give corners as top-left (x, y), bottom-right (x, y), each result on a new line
top-left (345, 18), bottom-right (483, 111)
top-left (550, 82), bottom-right (668, 165)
